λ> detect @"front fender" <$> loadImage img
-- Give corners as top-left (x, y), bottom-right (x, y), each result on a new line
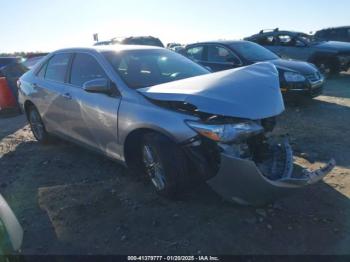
top-left (117, 98), bottom-right (199, 146)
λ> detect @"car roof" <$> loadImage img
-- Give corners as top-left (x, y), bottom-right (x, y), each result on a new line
top-left (317, 26), bottom-right (350, 31)
top-left (248, 30), bottom-right (306, 39)
top-left (186, 40), bottom-right (250, 47)
top-left (0, 57), bottom-right (20, 60)
top-left (53, 44), bottom-right (164, 54)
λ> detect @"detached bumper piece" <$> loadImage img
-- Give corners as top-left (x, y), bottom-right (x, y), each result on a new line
top-left (207, 138), bottom-right (336, 206)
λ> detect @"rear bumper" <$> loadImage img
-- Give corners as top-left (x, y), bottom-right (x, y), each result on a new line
top-left (206, 139), bottom-right (335, 206)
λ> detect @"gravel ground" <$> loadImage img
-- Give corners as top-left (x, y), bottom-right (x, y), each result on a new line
top-left (0, 73), bottom-right (349, 255)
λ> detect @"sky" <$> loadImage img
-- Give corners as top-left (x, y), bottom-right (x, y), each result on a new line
top-left (0, 0), bottom-right (349, 53)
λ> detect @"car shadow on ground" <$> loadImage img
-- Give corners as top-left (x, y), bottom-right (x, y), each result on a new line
top-left (1, 137), bottom-right (349, 255)
top-left (0, 114), bottom-right (26, 141)
top-left (323, 73), bottom-right (350, 100)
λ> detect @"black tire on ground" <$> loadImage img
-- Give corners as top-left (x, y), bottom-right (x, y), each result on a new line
top-left (141, 132), bottom-right (189, 197)
top-left (27, 105), bottom-right (51, 144)
top-left (315, 60), bottom-right (340, 77)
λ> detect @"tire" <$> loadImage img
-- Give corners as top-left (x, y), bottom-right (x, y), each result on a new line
top-left (141, 132), bottom-right (189, 197)
top-left (27, 106), bottom-right (51, 144)
top-left (316, 60), bottom-right (340, 78)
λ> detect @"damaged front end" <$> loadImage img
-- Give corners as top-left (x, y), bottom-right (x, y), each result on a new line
top-left (183, 116), bottom-right (335, 206)
top-left (139, 62), bottom-right (335, 205)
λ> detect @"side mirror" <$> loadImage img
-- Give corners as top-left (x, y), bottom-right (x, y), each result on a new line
top-left (83, 78), bottom-right (112, 94)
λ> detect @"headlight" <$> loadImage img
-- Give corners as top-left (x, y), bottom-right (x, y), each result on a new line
top-left (186, 121), bottom-right (264, 143)
top-left (284, 71), bottom-right (306, 82)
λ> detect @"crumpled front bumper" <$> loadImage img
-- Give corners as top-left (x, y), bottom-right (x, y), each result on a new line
top-left (206, 139), bottom-right (336, 206)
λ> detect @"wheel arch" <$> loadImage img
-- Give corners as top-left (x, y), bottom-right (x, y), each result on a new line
top-left (23, 100), bottom-right (36, 119)
top-left (123, 127), bottom-right (179, 169)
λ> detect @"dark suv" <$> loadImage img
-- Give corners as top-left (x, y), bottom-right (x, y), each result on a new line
top-left (245, 29), bottom-right (350, 75)
top-left (315, 26), bottom-right (350, 43)
top-left (94, 36), bottom-right (164, 48)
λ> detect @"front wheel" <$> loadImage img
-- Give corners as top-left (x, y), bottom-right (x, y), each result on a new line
top-left (27, 106), bottom-right (51, 144)
top-left (141, 133), bottom-right (189, 197)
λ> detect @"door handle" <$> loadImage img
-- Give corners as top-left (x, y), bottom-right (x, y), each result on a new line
top-left (62, 93), bottom-right (72, 100)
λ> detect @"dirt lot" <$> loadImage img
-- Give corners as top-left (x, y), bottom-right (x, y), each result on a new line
top-left (1, 73), bottom-right (350, 255)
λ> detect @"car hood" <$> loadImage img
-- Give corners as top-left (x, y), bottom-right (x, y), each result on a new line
top-left (313, 41), bottom-right (350, 53)
top-left (138, 62), bottom-right (284, 120)
top-left (270, 59), bottom-right (318, 75)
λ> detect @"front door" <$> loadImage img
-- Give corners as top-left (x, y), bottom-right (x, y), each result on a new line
top-left (62, 52), bottom-right (121, 159)
top-left (202, 44), bottom-right (242, 72)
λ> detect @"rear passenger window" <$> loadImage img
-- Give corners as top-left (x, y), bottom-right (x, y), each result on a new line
top-left (186, 46), bottom-right (204, 61)
top-left (277, 35), bottom-right (293, 46)
top-left (256, 36), bottom-right (275, 46)
top-left (70, 53), bottom-right (107, 87)
top-left (45, 54), bottom-right (71, 83)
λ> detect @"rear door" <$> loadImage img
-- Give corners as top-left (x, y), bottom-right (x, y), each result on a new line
top-left (34, 53), bottom-right (72, 135)
top-left (62, 52), bottom-right (121, 158)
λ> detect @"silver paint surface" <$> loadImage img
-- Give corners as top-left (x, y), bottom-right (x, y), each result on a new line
top-left (139, 62), bottom-right (284, 120)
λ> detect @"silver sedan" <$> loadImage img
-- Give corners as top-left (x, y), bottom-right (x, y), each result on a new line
top-left (17, 45), bottom-right (335, 205)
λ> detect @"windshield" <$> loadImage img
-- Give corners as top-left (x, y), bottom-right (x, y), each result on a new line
top-left (230, 42), bottom-right (279, 62)
top-left (103, 49), bottom-right (210, 89)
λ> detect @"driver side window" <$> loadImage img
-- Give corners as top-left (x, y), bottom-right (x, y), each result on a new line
top-left (207, 45), bottom-right (240, 64)
top-left (69, 53), bottom-right (107, 87)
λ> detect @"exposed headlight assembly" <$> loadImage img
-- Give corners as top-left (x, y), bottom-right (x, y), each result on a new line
top-left (284, 71), bottom-right (306, 82)
top-left (186, 121), bottom-right (264, 143)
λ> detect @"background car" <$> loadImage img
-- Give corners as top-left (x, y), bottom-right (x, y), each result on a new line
top-left (167, 42), bottom-right (182, 49)
top-left (0, 194), bottom-right (23, 255)
top-left (245, 28), bottom-right (350, 75)
top-left (22, 53), bottom-right (49, 70)
top-left (94, 36), bottom-right (164, 47)
top-left (183, 41), bottom-right (324, 98)
top-left (0, 57), bottom-right (28, 111)
top-left (315, 26), bottom-right (350, 43)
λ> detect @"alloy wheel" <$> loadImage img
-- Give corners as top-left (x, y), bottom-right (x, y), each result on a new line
top-left (29, 109), bottom-right (45, 140)
top-left (142, 145), bottom-right (166, 191)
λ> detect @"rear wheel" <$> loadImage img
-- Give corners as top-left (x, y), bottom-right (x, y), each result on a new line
top-left (141, 133), bottom-right (189, 197)
top-left (27, 106), bottom-right (51, 144)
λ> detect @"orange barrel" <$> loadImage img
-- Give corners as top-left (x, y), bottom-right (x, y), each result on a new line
top-left (0, 77), bottom-right (17, 111)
